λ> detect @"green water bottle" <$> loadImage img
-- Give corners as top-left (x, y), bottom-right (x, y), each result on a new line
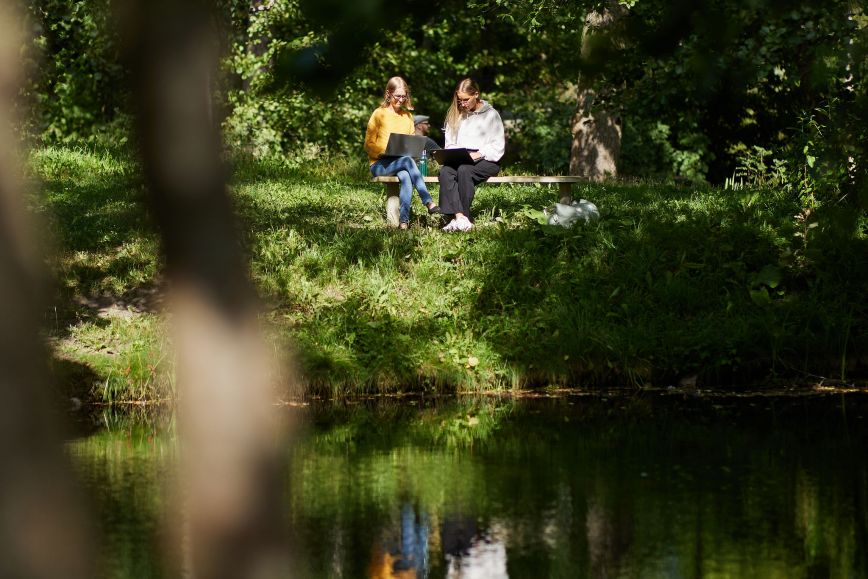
top-left (419, 149), bottom-right (428, 177)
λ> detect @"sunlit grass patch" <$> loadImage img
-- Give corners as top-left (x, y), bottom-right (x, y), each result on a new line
top-left (53, 238), bottom-right (160, 296)
top-left (30, 145), bottom-right (137, 184)
top-left (52, 313), bottom-right (171, 403)
top-left (31, 146), bottom-right (159, 300)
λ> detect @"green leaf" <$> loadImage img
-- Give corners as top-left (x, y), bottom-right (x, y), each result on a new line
top-left (749, 287), bottom-right (771, 306)
top-left (754, 265), bottom-right (781, 289)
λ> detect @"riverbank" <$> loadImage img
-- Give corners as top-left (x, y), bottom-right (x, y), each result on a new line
top-left (35, 146), bottom-right (868, 403)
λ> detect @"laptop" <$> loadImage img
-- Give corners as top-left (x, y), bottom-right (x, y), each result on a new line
top-left (380, 133), bottom-right (428, 158)
top-left (431, 148), bottom-right (479, 167)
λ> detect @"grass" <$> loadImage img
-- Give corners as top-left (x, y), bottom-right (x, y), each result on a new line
top-left (31, 146), bottom-right (868, 402)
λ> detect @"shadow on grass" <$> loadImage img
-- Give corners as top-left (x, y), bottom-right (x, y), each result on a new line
top-left (476, 185), bottom-right (868, 386)
top-left (255, 180), bottom-right (868, 392)
top-left (42, 177), bottom-right (151, 253)
top-left (49, 356), bottom-right (103, 411)
top-left (294, 296), bottom-right (462, 395)
top-left (39, 167), bottom-right (161, 312)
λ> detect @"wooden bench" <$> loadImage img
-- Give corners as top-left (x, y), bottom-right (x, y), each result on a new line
top-left (372, 175), bottom-right (587, 227)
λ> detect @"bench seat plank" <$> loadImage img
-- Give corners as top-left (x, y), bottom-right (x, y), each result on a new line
top-left (372, 176), bottom-right (586, 184)
top-left (372, 175), bottom-right (585, 227)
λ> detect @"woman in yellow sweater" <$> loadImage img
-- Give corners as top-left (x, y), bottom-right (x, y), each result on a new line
top-left (365, 77), bottom-right (440, 229)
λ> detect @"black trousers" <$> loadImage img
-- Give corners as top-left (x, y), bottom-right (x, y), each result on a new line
top-left (437, 160), bottom-right (500, 219)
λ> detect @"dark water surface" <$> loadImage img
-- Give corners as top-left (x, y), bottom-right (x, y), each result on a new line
top-left (68, 393), bottom-right (868, 578)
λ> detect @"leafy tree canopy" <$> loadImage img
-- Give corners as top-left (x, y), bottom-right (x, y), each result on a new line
top-left (22, 0), bottom-right (866, 205)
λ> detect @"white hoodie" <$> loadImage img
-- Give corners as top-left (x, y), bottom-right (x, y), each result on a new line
top-left (444, 100), bottom-right (505, 163)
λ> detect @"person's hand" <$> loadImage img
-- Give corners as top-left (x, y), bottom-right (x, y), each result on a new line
top-left (470, 151), bottom-right (482, 161)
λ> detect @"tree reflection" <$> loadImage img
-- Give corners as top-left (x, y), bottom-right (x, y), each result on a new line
top-left (284, 396), bottom-right (868, 578)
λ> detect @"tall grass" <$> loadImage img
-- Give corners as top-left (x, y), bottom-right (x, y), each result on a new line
top-left (32, 146), bottom-right (868, 402)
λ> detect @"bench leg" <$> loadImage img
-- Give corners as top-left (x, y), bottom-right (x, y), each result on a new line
top-left (384, 183), bottom-right (400, 228)
top-left (558, 183), bottom-right (573, 205)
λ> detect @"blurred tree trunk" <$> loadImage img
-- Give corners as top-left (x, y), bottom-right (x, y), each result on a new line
top-left (0, 3), bottom-right (94, 578)
top-left (123, 1), bottom-right (289, 577)
top-left (569, 2), bottom-right (626, 180)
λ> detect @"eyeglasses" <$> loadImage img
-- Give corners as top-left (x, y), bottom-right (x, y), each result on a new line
top-left (391, 94), bottom-right (408, 101)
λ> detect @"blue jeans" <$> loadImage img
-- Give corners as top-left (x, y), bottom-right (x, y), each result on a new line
top-left (370, 156), bottom-right (433, 224)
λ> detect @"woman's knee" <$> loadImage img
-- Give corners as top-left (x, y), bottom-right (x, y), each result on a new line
top-left (397, 156), bottom-right (417, 172)
top-left (456, 164), bottom-right (476, 179)
top-left (369, 161), bottom-right (385, 177)
top-left (457, 166), bottom-right (478, 193)
top-left (438, 167), bottom-right (456, 183)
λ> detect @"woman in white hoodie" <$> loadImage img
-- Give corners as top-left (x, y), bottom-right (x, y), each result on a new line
top-left (437, 78), bottom-right (505, 232)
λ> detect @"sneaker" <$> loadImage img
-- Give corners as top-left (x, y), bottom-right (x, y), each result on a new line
top-left (454, 216), bottom-right (473, 232)
top-left (399, 222), bottom-right (409, 230)
top-left (427, 204), bottom-right (442, 215)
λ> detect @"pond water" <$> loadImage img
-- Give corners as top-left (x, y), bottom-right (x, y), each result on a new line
top-left (68, 392), bottom-right (868, 578)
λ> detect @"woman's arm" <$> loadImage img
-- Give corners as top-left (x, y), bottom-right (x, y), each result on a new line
top-left (364, 109), bottom-right (382, 159)
top-left (448, 109), bottom-right (505, 161)
top-left (444, 122), bottom-right (458, 149)
top-left (481, 110), bottom-right (505, 162)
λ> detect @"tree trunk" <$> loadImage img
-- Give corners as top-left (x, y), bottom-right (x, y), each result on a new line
top-left (569, 89), bottom-right (622, 180)
top-left (569, 2), bottom-right (626, 181)
top-left (0, 4), bottom-right (94, 578)
top-left (125, 2), bottom-right (291, 577)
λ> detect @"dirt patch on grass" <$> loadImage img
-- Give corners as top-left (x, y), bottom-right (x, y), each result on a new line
top-left (74, 281), bottom-right (165, 319)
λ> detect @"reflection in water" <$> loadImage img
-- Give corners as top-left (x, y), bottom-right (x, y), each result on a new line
top-left (369, 503), bottom-right (429, 579)
top-left (370, 508), bottom-right (509, 579)
top-left (441, 516), bottom-right (508, 579)
top-left (446, 537), bottom-right (508, 579)
top-left (69, 394), bottom-right (868, 578)
top-left (403, 504), bottom-right (429, 577)
top-left (586, 474), bottom-right (634, 579)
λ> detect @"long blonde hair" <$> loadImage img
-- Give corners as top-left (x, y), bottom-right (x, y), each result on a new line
top-left (380, 76), bottom-right (414, 111)
top-left (444, 78), bottom-right (480, 134)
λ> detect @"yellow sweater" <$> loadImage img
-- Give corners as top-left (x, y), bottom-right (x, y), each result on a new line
top-left (364, 106), bottom-right (414, 165)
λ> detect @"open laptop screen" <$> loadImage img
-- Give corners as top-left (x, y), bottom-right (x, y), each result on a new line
top-left (380, 133), bottom-right (428, 158)
top-left (431, 148), bottom-right (479, 167)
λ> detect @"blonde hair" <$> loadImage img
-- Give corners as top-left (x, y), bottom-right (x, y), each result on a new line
top-left (380, 76), bottom-right (414, 111)
top-left (444, 78), bottom-right (480, 134)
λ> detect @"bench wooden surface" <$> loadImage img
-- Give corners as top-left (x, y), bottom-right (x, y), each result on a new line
top-left (372, 175), bottom-right (586, 227)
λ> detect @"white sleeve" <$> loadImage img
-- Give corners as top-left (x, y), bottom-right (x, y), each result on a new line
top-left (444, 123), bottom-right (458, 149)
top-left (481, 110), bottom-right (505, 162)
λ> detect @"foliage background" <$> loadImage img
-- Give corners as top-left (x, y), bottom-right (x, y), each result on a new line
top-left (23, 0), bottom-right (866, 200)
